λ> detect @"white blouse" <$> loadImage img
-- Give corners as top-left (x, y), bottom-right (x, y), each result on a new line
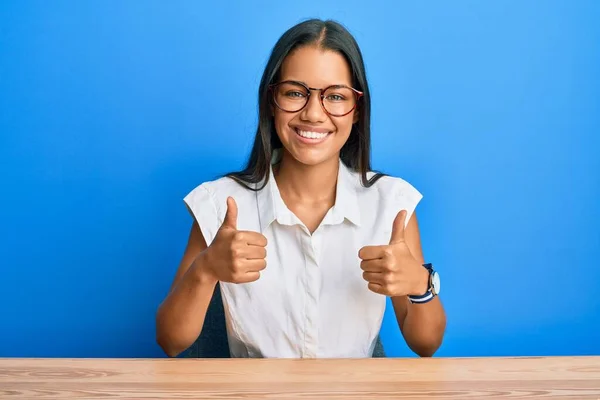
top-left (184, 152), bottom-right (422, 358)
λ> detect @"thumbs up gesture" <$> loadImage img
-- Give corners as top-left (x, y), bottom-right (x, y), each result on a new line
top-left (358, 210), bottom-right (428, 297)
top-left (204, 197), bottom-right (268, 283)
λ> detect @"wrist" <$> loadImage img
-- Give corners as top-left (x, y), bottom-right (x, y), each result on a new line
top-left (408, 263), bottom-right (440, 304)
top-left (409, 263), bottom-right (430, 296)
top-left (190, 251), bottom-right (218, 286)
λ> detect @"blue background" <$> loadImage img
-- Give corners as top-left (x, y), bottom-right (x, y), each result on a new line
top-left (1, 1), bottom-right (599, 358)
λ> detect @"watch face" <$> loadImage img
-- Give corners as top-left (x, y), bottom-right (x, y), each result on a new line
top-left (432, 272), bottom-right (440, 295)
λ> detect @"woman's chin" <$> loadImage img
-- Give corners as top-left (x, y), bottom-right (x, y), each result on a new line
top-left (284, 146), bottom-right (339, 167)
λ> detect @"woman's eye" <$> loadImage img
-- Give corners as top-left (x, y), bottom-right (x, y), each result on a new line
top-left (326, 94), bottom-right (345, 101)
top-left (285, 91), bottom-right (306, 98)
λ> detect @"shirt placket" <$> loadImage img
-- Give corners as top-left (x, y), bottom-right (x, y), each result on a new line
top-left (302, 228), bottom-right (320, 358)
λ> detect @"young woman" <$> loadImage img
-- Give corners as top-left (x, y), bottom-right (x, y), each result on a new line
top-left (156, 19), bottom-right (446, 358)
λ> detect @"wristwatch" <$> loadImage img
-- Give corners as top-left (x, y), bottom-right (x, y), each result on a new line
top-left (408, 263), bottom-right (440, 304)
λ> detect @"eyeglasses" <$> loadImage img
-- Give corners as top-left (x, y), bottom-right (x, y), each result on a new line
top-left (268, 80), bottom-right (363, 117)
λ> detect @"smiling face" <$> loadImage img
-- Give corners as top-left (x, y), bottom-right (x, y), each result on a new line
top-left (272, 45), bottom-right (359, 167)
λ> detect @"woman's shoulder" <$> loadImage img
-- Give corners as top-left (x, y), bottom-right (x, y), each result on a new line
top-left (349, 169), bottom-right (423, 204)
top-left (184, 175), bottom-right (255, 209)
top-left (374, 175), bottom-right (423, 233)
top-left (346, 169), bottom-right (424, 226)
top-left (182, 175), bottom-right (257, 245)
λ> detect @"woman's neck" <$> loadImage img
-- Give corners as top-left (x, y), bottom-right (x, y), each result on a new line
top-left (273, 151), bottom-right (339, 205)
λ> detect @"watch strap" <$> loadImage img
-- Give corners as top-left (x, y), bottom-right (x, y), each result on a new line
top-left (408, 263), bottom-right (435, 304)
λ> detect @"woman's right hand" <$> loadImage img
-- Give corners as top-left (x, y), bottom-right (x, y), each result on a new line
top-left (198, 196), bottom-right (268, 283)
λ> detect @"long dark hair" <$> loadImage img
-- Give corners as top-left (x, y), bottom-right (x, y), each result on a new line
top-left (226, 19), bottom-right (384, 190)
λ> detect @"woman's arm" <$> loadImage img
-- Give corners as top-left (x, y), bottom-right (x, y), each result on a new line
top-left (156, 196), bottom-right (268, 357)
top-left (155, 221), bottom-right (218, 357)
top-left (391, 212), bottom-right (446, 357)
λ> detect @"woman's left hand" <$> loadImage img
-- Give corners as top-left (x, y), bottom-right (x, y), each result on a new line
top-left (358, 210), bottom-right (429, 297)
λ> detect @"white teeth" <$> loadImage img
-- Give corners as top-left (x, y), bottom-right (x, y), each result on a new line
top-left (297, 129), bottom-right (328, 139)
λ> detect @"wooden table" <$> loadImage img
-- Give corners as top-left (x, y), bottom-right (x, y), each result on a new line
top-left (1, 357), bottom-right (599, 399)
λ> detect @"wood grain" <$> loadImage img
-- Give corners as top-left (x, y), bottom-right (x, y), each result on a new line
top-left (0, 357), bottom-right (599, 399)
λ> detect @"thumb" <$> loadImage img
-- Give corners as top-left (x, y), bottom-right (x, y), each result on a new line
top-left (222, 196), bottom-right (238, 229)
top-left (389, 210), bottom-right (407, 244)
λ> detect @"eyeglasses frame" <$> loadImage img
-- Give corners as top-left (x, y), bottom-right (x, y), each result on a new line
top-left (268, 80), bottom-right (364, 117)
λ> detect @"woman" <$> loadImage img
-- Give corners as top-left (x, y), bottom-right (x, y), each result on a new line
top-left (156, 19), bottom-right (446, 358)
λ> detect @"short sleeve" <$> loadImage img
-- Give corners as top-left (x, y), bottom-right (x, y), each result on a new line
top-left (183, 183), bottom-right (220, 246)
top-left (397, 180), bottom-right (423, 228)
top-left (381, 176), bottom-right (423, 229)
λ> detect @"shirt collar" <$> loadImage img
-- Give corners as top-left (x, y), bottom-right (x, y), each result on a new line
top-left (329, 157), bottom-right (362, 227)
top-left (255, 149), bottom-right (361, 232)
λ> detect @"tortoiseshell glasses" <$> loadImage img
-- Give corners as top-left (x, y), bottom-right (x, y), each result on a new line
top-left (269, 80), bottom-right (363, 117)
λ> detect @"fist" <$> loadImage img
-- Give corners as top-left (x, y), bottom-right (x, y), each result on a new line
top-left (358, 210), bottom-right (428, 297)
top-left (204, 196), bottom-right (268, 283)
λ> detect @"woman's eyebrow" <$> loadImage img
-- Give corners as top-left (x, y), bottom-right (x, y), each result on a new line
top-left (282, 79), bottom-right (351, 88)
top-left (279, 78), bottom-right (308, 86)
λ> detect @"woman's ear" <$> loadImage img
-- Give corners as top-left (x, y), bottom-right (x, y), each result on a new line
top-left (352, 109), bottom-right (360, 124)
